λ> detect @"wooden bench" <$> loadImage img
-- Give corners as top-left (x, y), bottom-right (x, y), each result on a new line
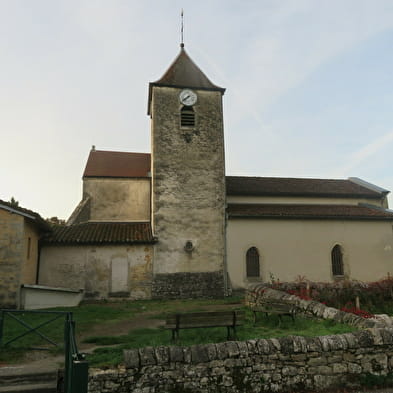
top-left (164, 310), bottom-right (245, 342)
top-left (251, 301), bottom-right (297, 325)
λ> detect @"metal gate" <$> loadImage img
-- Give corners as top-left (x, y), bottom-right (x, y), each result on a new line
top-left (0, 309), bottom-right (88, 393)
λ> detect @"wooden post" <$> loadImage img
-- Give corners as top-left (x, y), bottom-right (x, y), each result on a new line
top-left (355, 296), bottom-right (360, 310)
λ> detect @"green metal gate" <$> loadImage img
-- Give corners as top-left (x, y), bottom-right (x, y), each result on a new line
top-left (0, 309), bottom-right (88, 393)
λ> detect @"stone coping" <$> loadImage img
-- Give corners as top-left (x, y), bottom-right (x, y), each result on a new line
top-left (246, 284), bottom-right (386, 329)
top-left (122, 327), bottom-right (393, 369)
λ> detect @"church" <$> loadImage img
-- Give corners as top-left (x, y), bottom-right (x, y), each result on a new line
top-left (38, 44), bottom-right (393, 300)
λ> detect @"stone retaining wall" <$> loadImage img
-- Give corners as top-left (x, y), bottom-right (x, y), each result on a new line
top-left (88, 286), bottom-right (393, 392)
top-left (245, 284), bottom-right (385, 329)
top-left (89, 328), bottom-right (393, 392)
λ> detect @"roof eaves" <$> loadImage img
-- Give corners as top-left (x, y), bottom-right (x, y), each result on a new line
top-left (0, 203), bottom-right (36, 220)
top-left (228, 214), bottom-right (393, 221)
top-left (348, 177), bottom-right (390, 195)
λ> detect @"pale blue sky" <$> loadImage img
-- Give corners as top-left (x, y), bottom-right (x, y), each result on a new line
top-left (1, 1), bottom-right (393, 218)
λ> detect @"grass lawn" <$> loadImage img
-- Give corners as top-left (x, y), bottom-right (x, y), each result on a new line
top-left (85, 311), bottom-right (356, 367)
top-left (0, 297), bottom-right (357, 367)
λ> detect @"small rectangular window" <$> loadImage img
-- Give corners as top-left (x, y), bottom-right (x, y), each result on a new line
top-left (27, 237), bottom-right (31, 260)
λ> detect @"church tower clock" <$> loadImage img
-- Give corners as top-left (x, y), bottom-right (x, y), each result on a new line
top-left (148, 44), bottom-right (227, 298)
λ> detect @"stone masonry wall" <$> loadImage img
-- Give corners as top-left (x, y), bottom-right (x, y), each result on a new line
top-left (89, 328), bottom-right (393, 393)
top-left (151, 86), bottom-right (226, 297)
top-left (152, 271), bottom-right (225, 299)
top-left (0, 210), bottom-right (23, 308)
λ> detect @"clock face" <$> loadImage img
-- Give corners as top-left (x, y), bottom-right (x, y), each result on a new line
top-left (179, 89), bottom-right (197, 106)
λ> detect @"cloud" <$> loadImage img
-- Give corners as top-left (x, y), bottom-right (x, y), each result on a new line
top-left (332, 130), bottom-right (393, 176)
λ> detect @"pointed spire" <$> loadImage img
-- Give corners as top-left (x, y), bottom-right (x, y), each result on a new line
top-left (181, 9), bottom-right (184, 48)
top-left (152, 48), bottom-right (223, 90)
top-left (148, 47), bottom-right (225, 115)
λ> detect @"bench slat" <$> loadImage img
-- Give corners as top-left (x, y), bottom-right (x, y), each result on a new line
top-left (164, 310), bottom-right (244, 330)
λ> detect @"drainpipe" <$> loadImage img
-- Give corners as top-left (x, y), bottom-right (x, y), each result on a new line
top-left (36, 237), bottom-right (43, 285)
top-left (223, 207), bottom-right (230, 297)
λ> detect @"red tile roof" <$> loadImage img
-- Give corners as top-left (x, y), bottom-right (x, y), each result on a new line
top-left (227, 203), bottom-right (393, 220)
top-left (44, 222), bottom-right (155, 245)
top-left (226, 176), bottom-right (384, 199)
top-left (83, 150), bottom-right (151, 178)
top-left (81, 150), bottom-right (388, 200)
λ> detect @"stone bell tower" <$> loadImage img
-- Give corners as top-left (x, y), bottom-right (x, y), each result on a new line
top-left (148, 44), bottom-right (227, 298)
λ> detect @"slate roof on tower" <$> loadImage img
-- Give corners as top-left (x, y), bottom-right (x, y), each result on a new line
top-left (148, 46), bottom-right (225, 115)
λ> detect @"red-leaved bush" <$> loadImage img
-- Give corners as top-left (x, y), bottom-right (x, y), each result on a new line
top-left (340, 302), bottom-right (375, 319)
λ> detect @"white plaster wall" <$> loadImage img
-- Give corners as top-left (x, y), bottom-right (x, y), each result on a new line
top-left (39, 245), bottom-right (153, 299)
top-left (227, 195), bottom-right (385, 207)
top-left (227, 218), bottom-right (393, 289)
top-left (84, 178), bottom-right (150, 222)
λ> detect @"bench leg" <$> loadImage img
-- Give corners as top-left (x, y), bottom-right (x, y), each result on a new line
top-left (233, 326), bottom-right (237, 340)
top-left (226, 326), bottom-right (237, 341)
top-left (171, 329), bottom-right (179, 342)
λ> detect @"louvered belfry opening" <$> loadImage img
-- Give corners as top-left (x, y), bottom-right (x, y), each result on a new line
top-left (331, 244), bottom-right (344, 276)
top-left (246, 247), bottom-right (260, 278)
top-left (181, 106), bottom-right (195, 127)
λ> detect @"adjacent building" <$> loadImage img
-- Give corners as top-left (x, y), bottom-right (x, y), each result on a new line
top-left (0, 200), bottom-right (51, 308)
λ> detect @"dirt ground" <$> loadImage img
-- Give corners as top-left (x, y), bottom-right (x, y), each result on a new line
top-left (0, 302), bottom-right (242, 369)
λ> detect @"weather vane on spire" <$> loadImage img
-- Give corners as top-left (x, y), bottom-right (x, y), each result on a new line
top-left (180, 9), bottom-right (184, 48)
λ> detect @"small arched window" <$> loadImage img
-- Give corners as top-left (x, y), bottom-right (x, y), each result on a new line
top-left (246, 247), bottom-right (260, 278)
top-left (181, 106), bottom-right (195, 127)
top-left (331, 244), bottom-right (344, 276)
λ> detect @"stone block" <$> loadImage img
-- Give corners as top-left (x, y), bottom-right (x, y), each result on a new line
top-left (183, 347), bottom-right (192, 363)
top-left (124, 349), bottom-right (140, 368)
top-left (155, 346), bottom-right (169, 365)
top-left (139, 347), bottom-right (156, 366)
top-left (292, 336), bottom-right (308, 353)
top-left (169, 346), bottom-right (183, 363)
top-left (215, 342), bottom-right (229, 359)
top-left (225, 341), bottom-right (239, 357)
top-left (257, 339), bottom-right (271, 354)
top-left (308, 357), bottom-right (327, 366)
top-left (347, 362), bottom-right (362, 373)
top-left (206, 343), bottom-right (217, 361)
top-left (278, 336), bottom-right (294, 354)
top-left (246, 339), bottom-right (258, 355)
top-left (191, 344), bottom-right (209, 364)
top-left (353, 330), bottom-right (374, 347)
top-left (332, 363), bottom-right (347, 373)
top-left (305, 336), bottom-right (323, 352)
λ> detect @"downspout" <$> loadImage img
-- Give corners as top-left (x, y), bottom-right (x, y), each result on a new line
top-left (36, 237), bottom-right (42, 285)
top-left (223, 208), bottom-right (230, 296)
